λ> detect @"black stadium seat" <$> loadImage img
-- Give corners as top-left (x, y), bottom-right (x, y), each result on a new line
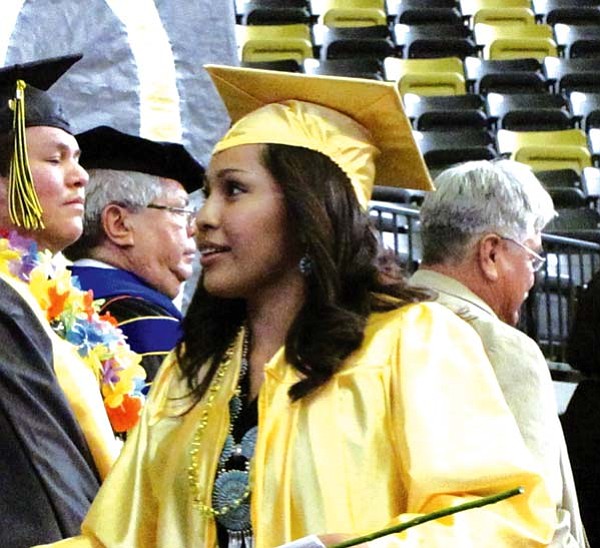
top-left (394, 23), bottom-right (478, 59)
top-left (465, 57), bottom-right (548, 95)
top-left (486, 92), bottom-right (573, 131)
top-left (404, 94), bottom-right (487, 131)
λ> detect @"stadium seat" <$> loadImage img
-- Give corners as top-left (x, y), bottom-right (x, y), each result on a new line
top-left (474, 22), bottom-right (557, 60)
top-left (545, 207), bottom-right (600, 243)
top-left (371, 185), bottom-right (427, 205)
top-left (532, 0), bottom-right (600, 26)
top-left (464, 56), bottom-right (547, 94)
top-left (536, 169), bottom-right (587, 208)
top-left (303, 57), bottom-right (384, 79)
top-left (460, 0), bottom-right (532, 20)
top-left (497, 128), bottom-right (592, 172)
top-left (313, 23), bottom-right (396, 59)
top-left (554, 24), bottom-right (600, 59)
top-left (394, 23), bottom-right (478, 59)
top-left (414, 129), bottom-right (497, 172)
top-left (569, 91), bottom-right (600, 131)
top-left (236, 23), bottom-right (314, 63)
top-left (393, 0), bottom-right (463, 26)
top-left (582, 166), bottom-right (600, 207)
top-left (536, 168), bottom-right (582, 189)
top-left (547, 187), bottom-right (588, 208)
top-left (473, 7), bottom-right (536, 27)
top-left (543, 57), bottom-right (600, 94)
top-left (317, 0), bottom-right (387, 27)
top-left (384, 57), bottom-right (466, 95)
top-left (238, 0), bottom-right (313, 25)
top-left (586, 128), bottom-right (600, 164)
top-left (403, 93), bottom-right (487, 130)
top-left (486, 92), bottom-right (572, 131)
top-left (241, 59), bottom-right (304, 72)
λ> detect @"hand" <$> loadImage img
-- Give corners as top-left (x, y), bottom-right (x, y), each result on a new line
top-left (317, 533), bottom-right (370, 548)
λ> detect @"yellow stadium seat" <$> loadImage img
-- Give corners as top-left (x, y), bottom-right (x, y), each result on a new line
top-left (473, 7), bottom-right (536, 27)
top-left (497, 128), bottom-right (592, 172)
top-left (237, 23), bottom-right (314, 62)
top-left (474, 22), bottom-right (557, 60)
top-left (318, 0), bottom-right (387, 27)
top-left (460, 0), bottom-right (532, 19)
top-left (384, 57), bottom-right (466, 96)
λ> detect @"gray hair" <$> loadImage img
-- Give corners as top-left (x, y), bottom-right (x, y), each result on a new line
top-left (420, 160), bottom-right (556, 265)
top-left (68, 169), bottom-right (166, 257)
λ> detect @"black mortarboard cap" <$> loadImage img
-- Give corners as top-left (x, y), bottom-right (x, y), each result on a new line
top-left (0, 53), bottom-right (82, 134)
top-left (0, 54), bottom-right (82, 230)
top-left (76, 126), bottom-right (204, 193)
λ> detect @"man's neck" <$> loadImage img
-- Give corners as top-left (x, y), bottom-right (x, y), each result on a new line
top-left (419, 263), bottom-right (502, 318)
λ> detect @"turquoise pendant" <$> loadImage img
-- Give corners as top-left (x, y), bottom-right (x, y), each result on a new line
top-left (212, 469), bottom-right (251, 532)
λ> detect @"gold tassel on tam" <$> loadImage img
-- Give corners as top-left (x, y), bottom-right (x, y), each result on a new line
top-left (8, 80), bottom-right (44, 230)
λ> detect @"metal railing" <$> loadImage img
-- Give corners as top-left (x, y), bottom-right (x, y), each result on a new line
top-left (369, 201), bottom-right (600, 366)
top-left (522, 234), bottom-right (600, 363)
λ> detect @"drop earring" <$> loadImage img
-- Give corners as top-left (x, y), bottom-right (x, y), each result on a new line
top-left (299, 255), bottom-right (313, 276)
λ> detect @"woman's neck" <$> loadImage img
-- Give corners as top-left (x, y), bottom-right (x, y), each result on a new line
top-left (245, 275), bottom-right (306, 400)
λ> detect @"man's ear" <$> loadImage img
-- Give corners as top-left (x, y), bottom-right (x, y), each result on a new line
top-left (478, 233), bottom-right (502, 282)
top-left (101, 204), bottom-right (135, 247)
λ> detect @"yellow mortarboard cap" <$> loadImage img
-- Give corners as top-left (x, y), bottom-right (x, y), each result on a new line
top-left (205, 64), bottom-right (433, 208)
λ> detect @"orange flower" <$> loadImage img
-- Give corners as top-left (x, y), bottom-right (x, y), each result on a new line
top-left (105, 394), bottom-right (143, 433)
top-left (99, 310), bottom-right (119, 327)
top-left (83, 290), bottom-right (96, 320)
top-left (47, 285), bottom-right (70, 321)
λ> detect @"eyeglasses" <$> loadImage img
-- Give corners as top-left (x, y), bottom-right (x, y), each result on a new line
top-left (146, 204), bottom-right (197, 228)
top-left (500, 236), bottom-right (546, 272)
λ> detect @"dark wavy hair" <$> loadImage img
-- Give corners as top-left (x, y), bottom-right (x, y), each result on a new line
top-left (176, 144), bottom-right (431, 405)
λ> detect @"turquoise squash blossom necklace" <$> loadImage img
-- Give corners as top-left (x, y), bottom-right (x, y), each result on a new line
top-left (189, 329), bottom-right (257, 548)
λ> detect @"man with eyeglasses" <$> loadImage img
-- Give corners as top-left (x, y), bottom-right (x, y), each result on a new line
top-left (65, 126), bottom-right (204, 383)
top-left (410, 160), bottom-right (588, 547)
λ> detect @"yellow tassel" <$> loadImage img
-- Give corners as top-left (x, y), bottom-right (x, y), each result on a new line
top-left (7, 80), bottom-right (44, 230)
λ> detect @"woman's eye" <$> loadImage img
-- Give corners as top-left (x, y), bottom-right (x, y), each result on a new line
top-left (225, 180), bottom-right (245, 197)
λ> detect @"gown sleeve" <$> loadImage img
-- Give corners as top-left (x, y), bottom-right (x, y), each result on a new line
top-left (372, 303), bottom-right (557, 546)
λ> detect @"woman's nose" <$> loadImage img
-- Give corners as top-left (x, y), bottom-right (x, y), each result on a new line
top-left (195, 196), bottom-right (219, 231)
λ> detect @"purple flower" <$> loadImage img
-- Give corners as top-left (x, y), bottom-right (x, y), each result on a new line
top-left (101, 358), bottom-right (123, 384)
top-left (7, 232), bottom-right (39, 281)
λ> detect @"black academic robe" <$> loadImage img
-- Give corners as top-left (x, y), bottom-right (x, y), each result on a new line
top-left (0, 278), bottom-right (100, 547)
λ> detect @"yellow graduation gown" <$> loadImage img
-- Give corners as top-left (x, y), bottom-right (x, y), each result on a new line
top-left (45, 302), bottom-right (558, 547)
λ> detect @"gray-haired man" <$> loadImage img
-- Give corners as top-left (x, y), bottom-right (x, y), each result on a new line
top-left (411, 159), bottom-right (587, 547)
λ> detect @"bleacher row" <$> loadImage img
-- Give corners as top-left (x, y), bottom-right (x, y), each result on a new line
top-left (232, 0), bottom-right (600, 367)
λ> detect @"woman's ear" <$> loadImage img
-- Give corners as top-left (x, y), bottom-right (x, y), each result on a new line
top-left (101, 204), bottom-right (135, 247)
top-left (478, 233), bottom-right (502, 282)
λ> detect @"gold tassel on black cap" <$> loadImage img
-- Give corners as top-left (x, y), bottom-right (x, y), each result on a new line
top-left (8, 79), bottom-right (44, 229)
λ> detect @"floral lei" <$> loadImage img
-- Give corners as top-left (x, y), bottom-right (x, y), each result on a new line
top-left (0, 229), bottom-right (146, 433)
